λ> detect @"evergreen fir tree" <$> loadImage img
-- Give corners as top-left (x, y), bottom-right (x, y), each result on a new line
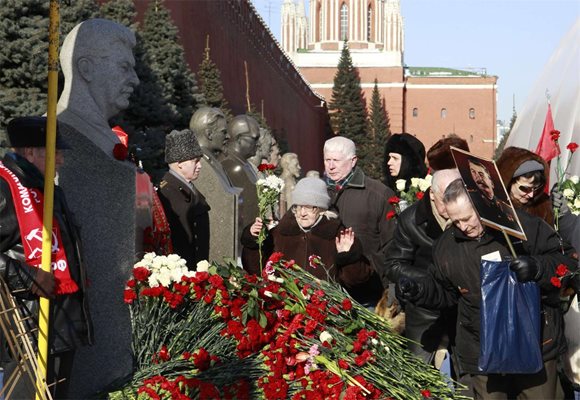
top-left (135, 0), bottom-right (204, 129)
top-left (0, 0), bottom-right (98, 135)
top-left (328, 41), bottom-right (367, 141)
top-left (99, 0), bottom-right (137, 29)
top-left (197, 36), bottom-right (233, 121)
top-left (365, 79), bottom-right (391, 180)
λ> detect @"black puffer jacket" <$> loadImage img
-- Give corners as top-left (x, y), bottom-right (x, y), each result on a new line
top-left (416, 210), bottom-right (577, 375)
top-left (0, 154), bottom-right (92, 354)
top-left (381, 190), bottom-right (456, 358)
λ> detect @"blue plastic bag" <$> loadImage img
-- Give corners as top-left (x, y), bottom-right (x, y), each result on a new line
top-left (479, 259), bottom-right (543, 374)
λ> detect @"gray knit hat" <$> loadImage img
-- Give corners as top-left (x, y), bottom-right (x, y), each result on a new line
top-left (292, 177), bottom-right (331, 209)
top-left (165, 129), bottom-right (203, 163)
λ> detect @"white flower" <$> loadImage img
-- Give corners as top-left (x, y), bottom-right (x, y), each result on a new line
top-left (264, 291), bottom-right (273, 298)
top-left (371, 338), bottom-right (379, 346)
top-left (268, 275), bottom-right (284, 283)
top-left (319, 331), bottom-right (333, 343)
top-left (418, 178), bottom-right (431, 192)
top-left (570, 175), bottom-right (579, 184)
top-left (424, 174), bottom-right (433, 184)
top-left (410, 177), bottom-right (420, 188)
top-left (196, 260), bottom-right (210, 272)
top-left (574, 198), bottom-right (580, 208)
top-left (395, 179), bottom-right (406, 191)
top-left (563, 188), bottom-right (575, 199)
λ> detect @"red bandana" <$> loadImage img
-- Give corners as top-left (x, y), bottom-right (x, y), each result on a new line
top-left (0, 162), bottom-right (79, 295)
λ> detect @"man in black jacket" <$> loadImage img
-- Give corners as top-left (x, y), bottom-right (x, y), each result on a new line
top-left (0, 116), bottom-right (92, 398)
top-left (158, 129), bottom-right (210, 268)
top-left (382, 168), bottom-right (460, 366)
top-left (400, 179), bottom-right (578, 398)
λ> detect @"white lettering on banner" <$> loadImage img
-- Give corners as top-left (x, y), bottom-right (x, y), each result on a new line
top-left (30, 189), bottom-right (41, 204)
top-left (0, 163), bottom-right (36, 213)
top-left (52, 260), bottom-right (67, 272)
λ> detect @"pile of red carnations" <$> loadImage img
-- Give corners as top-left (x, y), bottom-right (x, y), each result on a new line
top-left (109, 252), bottom-right (465, 399)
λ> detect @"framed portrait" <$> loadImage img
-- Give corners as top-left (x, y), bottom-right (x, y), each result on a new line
top-left (451, 147), bottom-right (526, 240)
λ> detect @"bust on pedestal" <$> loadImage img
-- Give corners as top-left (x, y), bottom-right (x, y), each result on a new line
top-left (279, 153), bottom-right (302, 212)
top-left (249, 127), bottom-right (273, 168)
top-left (190, 107), bottom-right (241, 262)
top-left (220, 115), bottom-right (261, 245)
top-left (55, 18), bottom-right (140, 397)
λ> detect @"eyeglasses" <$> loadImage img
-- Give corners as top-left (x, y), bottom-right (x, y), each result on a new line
top-left (291, 205), bottom-right (318, 214)
top-left (518, 184), bottom-right (543, 194)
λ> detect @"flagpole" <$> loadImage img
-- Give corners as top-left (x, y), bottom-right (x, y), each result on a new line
top-left (36, 0), bottom-right (60, 398)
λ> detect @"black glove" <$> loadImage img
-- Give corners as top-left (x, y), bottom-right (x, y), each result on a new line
top-left (398, 277), bottom-right (423, 302)
top-left (551, 185), bottom-right (570, 216)
top-left (509, 256), bottom-right (542, 282)
top-left (395, 267), bottom-right (428, 304)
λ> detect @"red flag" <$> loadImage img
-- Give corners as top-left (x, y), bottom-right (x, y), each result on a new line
top-left (534, 103), bottom-right (560, 162)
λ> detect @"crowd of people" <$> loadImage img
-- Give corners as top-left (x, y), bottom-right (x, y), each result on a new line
top-left (1, 107), bottom-right (579, 400)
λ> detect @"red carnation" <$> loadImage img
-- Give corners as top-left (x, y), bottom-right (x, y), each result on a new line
top-left (123, 288), bottom-right (137, 304)
top-left (133, 266), bottom-right (150, 282)
top-left (551, 276), bottom-right (562, 288)
top-left (158, 345), bottom-right (170, 361)
top-left (338, 359), bottom-right (349, 370)
top-left (113, 143), bottom-right (128, 161)
top-left (388, 196), bottom-right (400, 204)
top-left (556, 264), bottom-right (569, 277)
top-left (342, 298), bottom-right (353, 311)
top-left (421, 389), bottom-right (431, 398)
top-left (567, 142), bottom-right (579, 153)
top-left (268, 252), bottom-right (284, 263)
top-left (258, 163), bottom-right (276, 172)
top-left (550, 130), bottom-right (560, 142)
top-left (386, 210), bottom-right (396, 220)
top-left (416, 191), bottom-right (424, 200)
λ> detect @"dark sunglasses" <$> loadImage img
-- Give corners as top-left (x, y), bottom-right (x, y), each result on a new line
top-left (518, 184), bottom-right (543, 194)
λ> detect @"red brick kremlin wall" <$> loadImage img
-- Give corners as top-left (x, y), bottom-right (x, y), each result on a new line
top-left (133, 0), bottom-right (331, 172)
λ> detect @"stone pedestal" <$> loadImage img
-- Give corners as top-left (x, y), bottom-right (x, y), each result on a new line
top-left (196, 154), bottom-right (241, 262)
top-left (57, 122), bottom-right (136, 397)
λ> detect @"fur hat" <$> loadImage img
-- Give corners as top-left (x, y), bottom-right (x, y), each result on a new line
top-left (385, 133), bottom-right (426, 162)
top-left (4, 116), bottom-right (69, 149)
top-left (165, 129), bottom-right (203, 163)
top-left (292, 177), bottom-right (330, 209)
top-left (384, 133), bottom-right (428, 191)
top-left (427, 135), bottom-right (469, 171)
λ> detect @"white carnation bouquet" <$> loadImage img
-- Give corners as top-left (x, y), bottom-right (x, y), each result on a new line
top-left (561, 175), bottom-right (580, 215)
top-left (256, 164), bottom-right (285, 271)
top-left (136, 252), bottom-right (196, 288)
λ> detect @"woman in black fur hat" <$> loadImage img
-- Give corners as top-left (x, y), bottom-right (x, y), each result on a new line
top-left (384, 133), bottom-right (428, 191)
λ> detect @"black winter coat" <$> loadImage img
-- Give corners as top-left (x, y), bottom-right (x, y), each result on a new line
top-left (157, 171), bottom-right (210, 269)
top-left (0, 154), bottom-right (92, 355)
top-left (381, 191), bottom-right (456, 357)
top-left (417, 210), bottom-right (577, 375)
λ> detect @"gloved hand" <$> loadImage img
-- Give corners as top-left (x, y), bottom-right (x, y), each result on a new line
top-left (509, 256), bottom-right (543, 282)
top-left (551, 185), bottom-right (570, 216)
top-left (31, 269), bottom-right (55, 298)
top-left (395, 267), bottom-right (428, 303)
top-left (398, 277), bottom-right (423, 302)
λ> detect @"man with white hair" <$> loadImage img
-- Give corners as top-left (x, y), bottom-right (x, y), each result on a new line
top-left (323, 136), bottom-right (395, 307)
top-left (382, 168), bottom-right (461, 367)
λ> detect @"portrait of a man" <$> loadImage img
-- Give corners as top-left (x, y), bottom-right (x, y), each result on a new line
top-left (451, 148), bottom-right (525, 239)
